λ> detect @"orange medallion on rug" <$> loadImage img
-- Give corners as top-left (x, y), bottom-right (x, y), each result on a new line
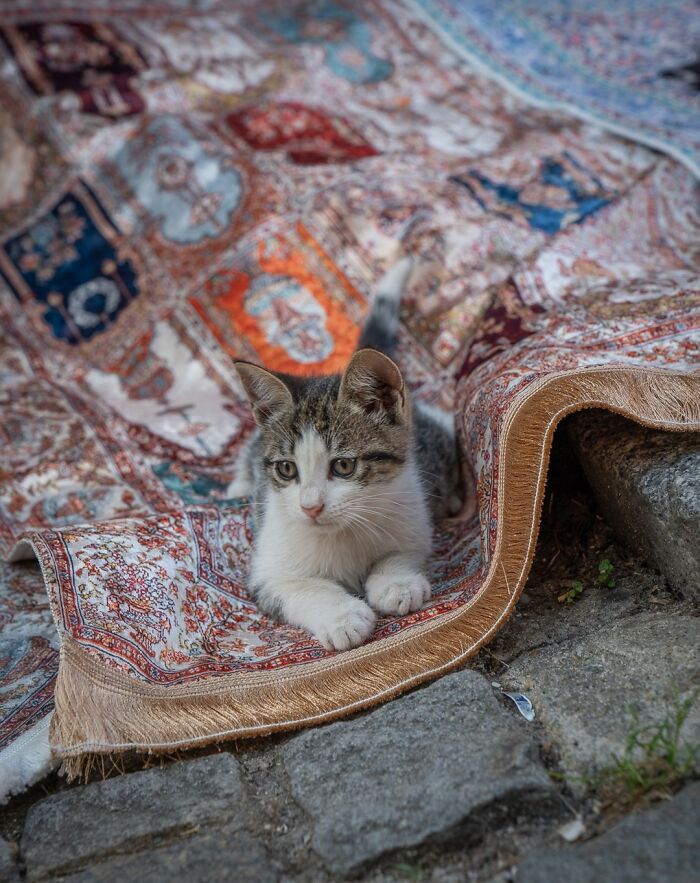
top-left (190, 224), bottom-right (363, 376)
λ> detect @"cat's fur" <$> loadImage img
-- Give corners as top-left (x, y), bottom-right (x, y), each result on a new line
top-left (234, 257), bottom-right (462, 651)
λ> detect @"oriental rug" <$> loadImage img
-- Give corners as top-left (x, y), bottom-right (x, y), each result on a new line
top-left (414, 0), bottom-right (700, 178)
top-left (1, 0), bottom-right (699, 801)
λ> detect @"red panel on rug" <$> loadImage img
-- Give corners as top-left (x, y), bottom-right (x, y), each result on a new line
top-left (227, 102), bottom-right (378, 165)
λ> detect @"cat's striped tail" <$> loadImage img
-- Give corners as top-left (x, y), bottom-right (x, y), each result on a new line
top-left (357, 256), bottom-right (414, 357)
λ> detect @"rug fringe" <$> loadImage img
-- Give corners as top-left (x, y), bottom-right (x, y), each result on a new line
top-left (47, 366), bottom-right (700, 779)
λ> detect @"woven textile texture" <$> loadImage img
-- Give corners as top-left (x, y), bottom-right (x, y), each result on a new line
top-left (0, 0), bottom-right (698, 798)
top-left (414, 0), bottom-right (700, 177)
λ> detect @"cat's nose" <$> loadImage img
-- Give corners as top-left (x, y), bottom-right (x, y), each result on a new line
top-left (302, 503), bottom-right (325, 521)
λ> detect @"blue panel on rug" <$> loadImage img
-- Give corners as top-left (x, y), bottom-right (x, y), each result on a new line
top-left (111, 116), bottom-right (243, 245)
top-left (0, 183), bottom-right (139, 344)
top-left (152, 462), bottom-right (246, 509)
top-left (451, 153), bottom-right (613, 234)
top-left (259, 0), bottom-right (392, 83)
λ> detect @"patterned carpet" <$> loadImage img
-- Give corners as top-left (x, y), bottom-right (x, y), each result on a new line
top-left (415, 0), bottom-right (700, 177)
top-left (1, 0), bottom-right (699, 799)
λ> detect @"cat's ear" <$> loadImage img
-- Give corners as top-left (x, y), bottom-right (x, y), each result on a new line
top-left (234, 361), bottom-right (293, 425)
top-left (339, 348), bottom-right (407, 422)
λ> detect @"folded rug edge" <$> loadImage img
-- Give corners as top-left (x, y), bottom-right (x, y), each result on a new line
top-left (42, 366), bottom-right (700, 781)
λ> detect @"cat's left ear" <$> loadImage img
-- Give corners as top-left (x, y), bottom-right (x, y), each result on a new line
top-left (339, 348), bottom-right (407, 423)
top-left (234, 361), bottom-right (294, 426)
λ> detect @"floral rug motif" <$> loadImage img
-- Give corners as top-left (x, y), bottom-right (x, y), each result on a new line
top-left (1, 0), bottom-right (699, 800)
top-left (414, 0), bottom-right (700, 178)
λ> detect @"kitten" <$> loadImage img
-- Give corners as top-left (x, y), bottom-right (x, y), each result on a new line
top-left (234, 257), bottom-right (462, 651)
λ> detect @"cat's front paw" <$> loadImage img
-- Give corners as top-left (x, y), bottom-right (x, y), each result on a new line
top-left (310, 597), bottom-right (376, 651)
top-left (365, 570), bottom-right (431, 616)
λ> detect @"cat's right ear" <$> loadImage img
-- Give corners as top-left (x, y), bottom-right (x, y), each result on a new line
top-left (234, 361), bottom-right (294, 426)
top-left (339, 348), bottom-right (407, 423)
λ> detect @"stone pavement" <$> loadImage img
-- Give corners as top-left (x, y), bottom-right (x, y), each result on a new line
top-left (281, 671), bottom-right (557, 876)
top-left (517, 783), bottom-right (700, 883)
top-left (503, 613), bottom-right (700, 790)
top-left (1, 424), bottom-right (698, 881)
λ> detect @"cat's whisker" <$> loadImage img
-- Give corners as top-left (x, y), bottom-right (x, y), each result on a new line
top-left (345, 493), bottom-right (414, 508)
top-left (352, 489), bottom-right (416, 496)
top-left (349, 498), bottom-right (417, 514)
top-left (348, 494), bottom-right (426, 509)
top-left (345, 523), bottom-right (382, 554)
top-left (345, 495), bottom-right (414, 509)
top-left (343, 506), bottom-right (398, 523)
top-left (342, 506), bottom-right (395, 533)
top-left (343, 512), bottom-right (393, 547)
top-left (353, 492), bottom-right (421, 503)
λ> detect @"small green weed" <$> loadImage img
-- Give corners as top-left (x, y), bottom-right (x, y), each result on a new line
top-left (558, 559), bottom-right (615, 605)
top-left (595, 692), bottom-right (699, 811)
top-left (558, 579), bottom-right (584, 605)
top-left (394, 862), bottom-right (423, 881)
top-left (596, 558), bottom-right (616, 588)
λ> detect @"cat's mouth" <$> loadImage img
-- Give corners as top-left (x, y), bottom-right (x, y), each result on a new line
top-left (306, 519), bottom-right (343, 534)
top-left (297, 510), bottom-right (348, 533)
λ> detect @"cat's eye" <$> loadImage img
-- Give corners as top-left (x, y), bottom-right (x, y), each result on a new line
top-left (275, 460), bottom-right (298, 481)
top-left (330, 458), bottom-right (356, 478)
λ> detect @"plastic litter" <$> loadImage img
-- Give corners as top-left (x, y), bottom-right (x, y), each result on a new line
top-left (559, 817), bottom-right (586, 842)
top-left (501, 690), bottom-right (535, 721)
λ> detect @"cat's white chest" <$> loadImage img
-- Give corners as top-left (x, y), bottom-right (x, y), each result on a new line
top-left (253, 503), bottom-right (398, 588)
top-left (300, 528), bottom-right (378, 589)
top-left (250, 472), bottom-right (431, 590)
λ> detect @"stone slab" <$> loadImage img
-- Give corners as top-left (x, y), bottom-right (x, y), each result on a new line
top-left (22, 753), bottom-right (249, 880)
top-left (517, 781), bottom-right (700, 883)
top-left (503, 613), bottom-right (700, 788)
top-left (62, 828), bottom-right (279, 883)
top-left (569, 411), bottom-right (700, 596)
top-left (281, 669), bottom-right (556, 875)
top-left (0, 837), bottom-right (18, 883)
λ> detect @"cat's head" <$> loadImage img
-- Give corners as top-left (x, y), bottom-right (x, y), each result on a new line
top-left (235, 348), bottom-right (411, 532)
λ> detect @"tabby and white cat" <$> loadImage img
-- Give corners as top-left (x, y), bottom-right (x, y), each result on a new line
top-left (234, 257), bottom-right (462, 651)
